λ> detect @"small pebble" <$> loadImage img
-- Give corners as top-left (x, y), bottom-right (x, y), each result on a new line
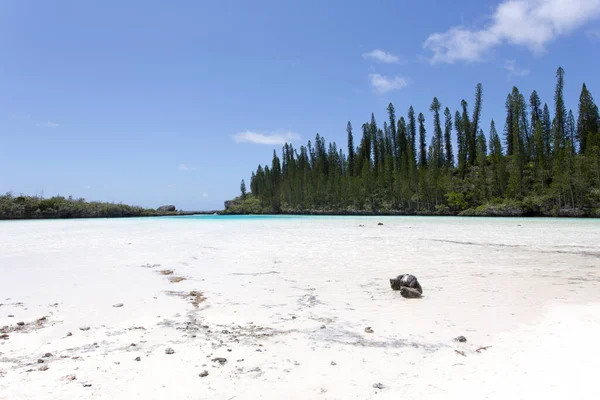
top-left (83, 383), bottom-right (92, 387)
top-left (373, 383), bottom-right (385, 389)
top-left (79, 326), bottom-right (90, 331)
top-left (227, 349), bottom-right (232, 352)
top-left (112, 303), bottom-right (124, 308)
top-left (37, 359), bottom-right (44, 364)
top-left (165, 348), bottom-right (175, 355)
top-left (330, 361), bottom-right (337, 366)
top-left (8, 315), bottom-right (14, 318)
top-left (365, 327), bottom-right (374, 334)
top-left (43, 353), bottom-right (53, 358)
top-left (454, 336), bottom-right (467, 343)
top-left (211, 357), bottom-right (227, 365)
top-left (320, 325), bottom-right (326, 329)
top-left (39, 365), bottom-right (49, 371)
top-left (199, 370), bottom-right (209, 378)
top-left (135, 356), bottom-right (141, 362)
top-left (17, 322), bottom-right (25, 326)
top-left (62, 374), bottom-right (76, 381)
top-left (66, 332), bottom-right (73, 337)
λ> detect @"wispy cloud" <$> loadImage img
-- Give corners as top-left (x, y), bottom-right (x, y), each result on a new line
top-left (587, 28), bottom-right (600, 40)
top-left (178, 164), bottom-right (195, 171)
top-left (504, 59), bottom-right (530, 77)
top-left (233, 130), bottom-right (300, 145)
top-left (362, 49), bottom-right (400, 64)
top-left (424, 0), bottom-right (600, 63)
top-left (368, 73), bottom-right (408, 94)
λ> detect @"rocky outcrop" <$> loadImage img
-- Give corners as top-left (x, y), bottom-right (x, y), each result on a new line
top-left (400, 287), bottom-right (422, 299)
top-left (157, 205), bottom-right (176, 212)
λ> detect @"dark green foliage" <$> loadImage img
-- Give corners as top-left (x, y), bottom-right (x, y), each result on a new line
top-left (238, 67), bottom-right (600, 216)
top-left (240, 179), bottom-right (247, 199)
top-left (0, 193), bottom-right (163, 220)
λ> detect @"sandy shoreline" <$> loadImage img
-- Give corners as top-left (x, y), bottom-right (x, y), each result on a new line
top-left (1, 216), bottom-right (599, 399)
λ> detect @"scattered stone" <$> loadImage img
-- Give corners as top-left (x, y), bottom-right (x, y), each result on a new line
top-left (199, 370), bottom-right (209, 378)
top-left (83, 383), bottom-right (92, 387)
top-left (112, 303), bottom-right (124, 308)
top-left (454, 336), bottom-right (467, 343)
top-left (455, 350), bottom-right (467, 357)
top-left (7, 315), bottom-right (14, 318)
top-left (79, 326), bottom-right (90, 331)
top-left (0, 333), bottom-right (9, 340)
top-left (291, 316), bottom-right (296, 319)
top-left (227, 349), bottom-right (232, 352)
top-left (66, 332), bottom-right (73, 337)
top-left (237, 359), bottom-right (244, 362)
top-left (320, 325), bottom-right (326, 329)
top-left (373, 383), bottom-right (385, 389)
top-left (135, 356), bottom-right (141, 362)
top-left (130, 343), bottom-right (137, 347)
top-left (43, 352), bottom-right (53, 358)
top-left (211, 357), bottom-right (227, 365)
top-left (39, 365), bottom-right (49, 371)
top-left (330, 361), bottom-right (337, 366)
top-left (364, 327), bottom-right (374, 334)
top-left (17, 321), bottom-right (25, 326)
top-left (390, 274), bottom-right (423, 295)
top-left (61, 374), bottom-right (76, 381)
top-left (159, 270), bottom-right (174, 275)
top-left (169, 276), bottom-right (186, 283)
top-left (400, 287), bottom-right (422, 299)
top-left (37, 359), bottom-right (44, 364)
top-left (377, 222), bottom-right (384, 226)
top-left (165, 348), bottom-right (175, 355)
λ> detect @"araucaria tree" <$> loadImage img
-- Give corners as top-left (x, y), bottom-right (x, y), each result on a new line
top-left (240, 67), bottom-right (600, 216)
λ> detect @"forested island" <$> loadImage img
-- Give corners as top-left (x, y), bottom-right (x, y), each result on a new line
top-left (225, 67), bottom-right (600, 217)
top-left (0, 193), bottom-right (213, 220)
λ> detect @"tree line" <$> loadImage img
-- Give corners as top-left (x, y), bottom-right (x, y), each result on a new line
top-left (231, 67), bottom-right (600, 216)
top-left (0, 193), bottom-right (179, 219)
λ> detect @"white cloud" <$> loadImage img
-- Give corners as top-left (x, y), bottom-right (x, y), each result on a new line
top-left (362, 49), bottom-right (400, 63)
top-left (202, 192), bottom-right (209, 198)
top-left (36, 121), bottom-right (60, 128)
top-left (504, 59), bottom-right (530, 76)
top-left (178, 164), bottom-right (195, 171)
top-left (368, 73), bottom-right (408, 94)
top-left (232, 130), bottom-right (300, 145)
top-left (424, 0), bottom-right (600, 63)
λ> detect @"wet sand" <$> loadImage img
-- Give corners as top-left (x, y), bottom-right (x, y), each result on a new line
top-left (1, 216), bottom-right (599, 399)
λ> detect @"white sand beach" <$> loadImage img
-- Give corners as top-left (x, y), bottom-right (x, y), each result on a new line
top-left (1, 216), bottom-right (599, 399)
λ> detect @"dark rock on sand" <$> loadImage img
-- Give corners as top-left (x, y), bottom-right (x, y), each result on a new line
top-left (37, 359), bottom-right (45, 364)
top-left (112, 303), bottom-right (124, 308)
top-left (373, 383), bottom-right (385, 389)
top-left (400, 287), bottom-right (422, 299)
top-left (43, 353), bottom-right (53, 358)
top-left (165, 348), bottom-right (175, 355)
top-left (364, 327), bottom-right (374, 333)
top-left (454, 336), bottom-right (467, 343)
top-left (8, 315), bottom-right (14, 318)
top-left (79, 326), bottom-right (90, 331)
top-left (17, 322), bottom-right (25, 326)
top-left (199, 370), bottom-right (209, 377)
top-left (135, 356), bottom-right (141, 362)
top-left (390, 274), bottom-right (423, 295)
top-left (377, 222), bottom-right (384, 226)
top-left (66, 332), bottom-right (73, 337)
top-left (211, 357), bottom-right (227, 365)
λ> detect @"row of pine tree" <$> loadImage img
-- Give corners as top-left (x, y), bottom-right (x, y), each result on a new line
top-left (242, 67), bottom-right (600, 215)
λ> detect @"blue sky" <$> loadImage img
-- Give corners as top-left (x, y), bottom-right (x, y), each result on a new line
top-left (2, 0), bottom-right (600, 210)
